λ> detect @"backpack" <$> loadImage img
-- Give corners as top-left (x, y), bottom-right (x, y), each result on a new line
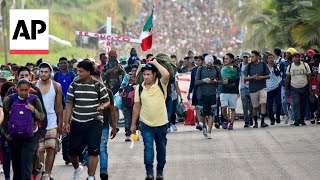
top-left (121, 84), bottom-right (135, 108)
top-left (138, 79), bottom-right (165, 102)
top-left (8, 94), bottom-right (38, 138)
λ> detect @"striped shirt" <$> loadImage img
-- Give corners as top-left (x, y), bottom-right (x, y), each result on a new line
top-left (66, 78), bottom-right (109, 123)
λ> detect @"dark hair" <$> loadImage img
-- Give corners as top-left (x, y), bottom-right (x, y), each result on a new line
top-left (69, 59), bottom-right (77, 64)
top-left (313, 54), bottom-right (320, 60)
top-left (170, 55), bottom-right (177, 59)
top-left (273, 48), bottom-right (282, 56)
top-left (212, 55), bottom-right (217, 61)
top-left (36, 58), bottom-right (43, 66)
top-left (77, 59), bottom-right (94, 74)
top-left (92, 70), bottom-right (101, 77)
top-left (1, 81), bottom-right (15, 98)
top-left (17, 79), bottom-right (31, 88)
top-left (188, 50), bottom-right (193, 54)
top-left (226, 53), bottom-right (235, 60)
top-left (313, 49), bottom-right (319, 54)
top-left (59, 57), bottom-right (68, 62)
top-left (0, 77), bottom-right (7, 83)
top-left (39, 63), bottom-right (52, 72)
top-left (4, 65), bottom-right (11, 71)
top-left (11, 64), bottom-right (19, 71)
top-left (184, 56), bottom-right (190, 61)
top-left (131, 65), bottom-right (138, 69)
top-left (195, 55), bottom-right (204, 61)
top-left (17, 66), bottom-right (31, 76)
top-left (251, 50), bottom-right (260, 57)
top-left (202, 53), bottom-right (209, 58)
top-left (146, 54), bottom-right (153, 59)
top-left (99, 53), bottom-right (106, 59)
top-left (25, 62), bottom-right (34, 66)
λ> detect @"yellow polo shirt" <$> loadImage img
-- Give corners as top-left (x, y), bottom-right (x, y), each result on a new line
top-left (134, 78), bottom-right (168, 127)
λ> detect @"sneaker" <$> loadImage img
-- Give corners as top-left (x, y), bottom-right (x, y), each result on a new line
top-left (290, 121), bottom-right (295, 126)
top-left (156, 173), bottom-right (164, 180)
top-left (270, 121), bottom-right (275, 125)
top-left (206, 133), bottom-right (212, 139)
top-left (222, 122), bottom-right (228, 129)
top-left (65, 161), bottom-right (70, 165)
top-left (145, 174), bottom-right (154, 180)
top-left (310, 119), bottom-right (315, 124)
top-left (317, 120), bottom-right (320, 124)
top-left (300, 121), bottom-right (306, 126)
top-left (249, 119), bottom-right (253, 126)
top-left (202, 127), bottom-right (208, 138)
top-left (71, 166), bottom-right (84, 180)
top-left (172, 125), bottom-right (177, 132)
top-left (167, 128), bottom-right (171, 133)
top-left (294, 122), bottom-right (299, 126)
top-left (214, 123), bottom-right (220, 129)
top-left (261, 123), bottom-right (269, 128)
top-left (253, 124), bottom-right (258, 128)
top-left (41, 174), bottom-right (50, 180)
top-left (0, 165), bottom-right (3, 173)
top-left (227, 124), bottom-right (233, 130)
top-left (244, 123), bottom-right (250, 128)
top-left (276, 119), bottom-right (281, 124)
top-left (125, 136), bottom-right (131, 142)
top-left (196, 123), bottom-right (203, 131)
top-left (100, 172), bottom-right (108, 180)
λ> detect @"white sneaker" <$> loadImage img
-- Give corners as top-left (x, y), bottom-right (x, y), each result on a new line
top-left (71, 165), bottom-right (83, 180)
top-left (207, 133), bottom-right (212, 139)
top-left (172, 125), bottom-right (177, 132)
top-left (202, 126), bottom-right (208, 138)
top-left (0, 165), bottom-right (3, 173)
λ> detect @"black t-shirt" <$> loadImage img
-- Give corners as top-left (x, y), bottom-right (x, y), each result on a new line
top-left (244, 62), bottom-right (270, 93)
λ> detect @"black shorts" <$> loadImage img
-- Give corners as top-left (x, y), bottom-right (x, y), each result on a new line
top-left (198, 95), bottom-right (216, 116)
top-left (69, 120), bottom-right (103, 156)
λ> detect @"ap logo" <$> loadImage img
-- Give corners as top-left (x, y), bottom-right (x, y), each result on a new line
top-left (10, 10), bottom-right (49, 54)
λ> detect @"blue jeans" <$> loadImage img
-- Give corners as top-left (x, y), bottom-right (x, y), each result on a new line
top-left (100, 127), bottom-right (110, 174)
top-left (281, 86), bottom-right (289, 116)
top-left (240, 88), bottom-right (252, 123)
top-left (267, 86), bottom-right (281, 122)
top-left (166, 96), bottom-right (173, 123)
top-left (140, 122), bottom-right (167, 175)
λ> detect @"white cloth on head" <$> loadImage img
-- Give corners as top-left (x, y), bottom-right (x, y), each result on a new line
top-left (205, 55), bottom-right (214, 64)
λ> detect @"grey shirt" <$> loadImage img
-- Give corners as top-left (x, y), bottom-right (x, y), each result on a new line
top-left (244, 62), bottom-right (270, 93)
top-left (195, 66), bottom-right (222, 99)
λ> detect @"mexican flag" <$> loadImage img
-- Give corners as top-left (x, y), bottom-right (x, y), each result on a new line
top-left (140, 8), bottom-right (154, 51)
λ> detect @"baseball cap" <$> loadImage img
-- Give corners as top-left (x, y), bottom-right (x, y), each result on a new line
top-left (240, 52), bottom-right (250, 59)
top-left (141, 63), bottom-right (157, 72)
top-left (119, 56), bottom-right (127, 63)
top-left (286, 48), bottom-right (297, 55)
top-left (307, 49), bottom-right (315, 55)
top-left (293, 52), bottom-right (301, 57)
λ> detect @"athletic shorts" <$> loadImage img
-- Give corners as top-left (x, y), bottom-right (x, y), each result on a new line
top-left (198, 94), bottom-right (216, 116)
top-left (220, 93), bottom-right (238, 109)
top-left (69, 120), bottom-right (103, 156)
top-left (250, 88), bottom-right (267, 108)
top-left (38, 128), bottom-right (57, 152)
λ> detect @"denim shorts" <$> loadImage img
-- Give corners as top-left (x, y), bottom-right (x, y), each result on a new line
top-left (220, 93), bottom-right (238, 109)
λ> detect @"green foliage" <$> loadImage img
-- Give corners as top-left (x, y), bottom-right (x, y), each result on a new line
top-left (0, 0), bottom-right (142, 65)
top-left (220, 0), bottom-right (320, 50)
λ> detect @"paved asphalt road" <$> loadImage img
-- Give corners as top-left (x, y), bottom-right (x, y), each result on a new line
top-left (39, 121), bottom-right (320, 180)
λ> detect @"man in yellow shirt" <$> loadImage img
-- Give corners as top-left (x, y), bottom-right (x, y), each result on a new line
top-left (131, 59), bottom-right (170, 180)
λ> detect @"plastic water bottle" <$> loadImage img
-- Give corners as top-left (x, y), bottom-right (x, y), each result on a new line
top-left (129, 130), bottom-right (139, 149)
